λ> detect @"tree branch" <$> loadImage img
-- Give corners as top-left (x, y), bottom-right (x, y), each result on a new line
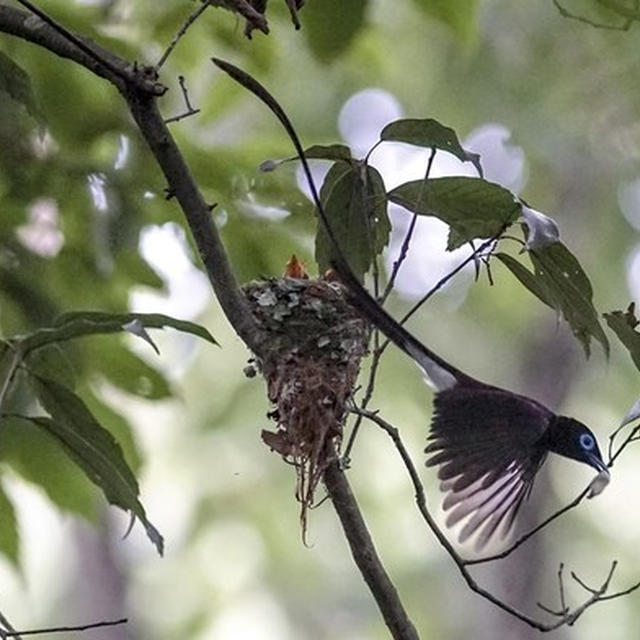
top-left (323, 461), bottom-right (420, 640)
top-left (2, 617), bottom-right (126, 637)
top-left (0, 5), bottom-right (162, 95)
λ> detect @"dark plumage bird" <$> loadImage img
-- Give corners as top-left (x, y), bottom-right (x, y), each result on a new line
top-left (332, 260), bottom-right (609, 548)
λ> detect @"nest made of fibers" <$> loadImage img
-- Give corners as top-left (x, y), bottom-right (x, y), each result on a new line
top-left (244, 276), bottom-right (370, 538)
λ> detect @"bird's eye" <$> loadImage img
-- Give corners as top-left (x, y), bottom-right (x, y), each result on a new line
top-left (579, 433), bottom-right (595, 450)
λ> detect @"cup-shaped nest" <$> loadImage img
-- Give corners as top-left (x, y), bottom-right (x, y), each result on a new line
top-left (244, 276), bottom-right (370, 535)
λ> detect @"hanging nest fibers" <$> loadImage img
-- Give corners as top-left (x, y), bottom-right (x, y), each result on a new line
top-left (244, 273), bottom-right (370, 539)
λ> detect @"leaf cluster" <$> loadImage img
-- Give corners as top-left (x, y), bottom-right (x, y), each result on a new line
top-left (0, 311), bottom-right (217, 559)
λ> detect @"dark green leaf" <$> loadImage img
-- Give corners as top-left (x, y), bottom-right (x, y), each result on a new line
top-left (81, 386), bottom-right (142, 473)
top-left (413, 0), bottom-right (478, 42)
top-left (604, 304), bottom-right (640, 371)
top-left (388, 177), bottom-right (520, 249)
top-left (0, 51), bottom-right (42, 122)
top-left (303, 0), bottom-right (368, 62)
top-left (367, 165), bottom-right (392, 259)
top-left (259, 144), bottom-right (353, 172)
top-left (28, 376), bottom-right (163, 555)
top-left (498, 244), bottom-right (608, 356)
top-left (19, 311), bottom-right (217, 355)
top-left (315, 162), bottom-right (390, 279)
top-left (529, 243), bottom-right (608, 355)
top-left (380, 119), bottom-right (482, 175)
top-left (86, 340), bottom-right (171, 399)
top-left (303, 144), bottom-right (353, 162)
top-left (25, 343), bottom-right (77, 390)
top-left (495, 253), bottom-right (555, 308)
top-left (0, 415), bottom-right (99, 518)
top-left (0, 482), bottom-right (19, 566)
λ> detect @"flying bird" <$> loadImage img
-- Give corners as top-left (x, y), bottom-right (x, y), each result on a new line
top-left (332, 259), bottom-right (609, 548)
top-left (208, 57), bottom-right (610, 547)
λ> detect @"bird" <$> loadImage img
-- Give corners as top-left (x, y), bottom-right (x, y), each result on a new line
top-left (208, 57), bottom-right (609, 546)
top-left (330, 255), bottom-right (609, 548)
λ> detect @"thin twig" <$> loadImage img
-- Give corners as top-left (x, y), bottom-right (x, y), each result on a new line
top-left (598, 578), bottom-right (640, 601)
top-left (3, 618), bottom-right (127, 638)
top-left (374, 232), bottom-right (502, 361)
top-left (0, 609), bottom-right (22, 640)
top-left (381, 147), bottom-right (438, 303)
top-left (157, 2), bottom-right (210, 69)
top-left (165, 75), bottom-right (201, 124)
top-left (558, 563), bottom-right (568, 613)
top-left (342, 330), bottom-right (382, 463)
top-left (553, 0), bottom-right (633, 29)
top-left (345, 148), bottom-right (441, 460)
top-left (351, 406), bottom-right (630, 631)
top-left (464, 487), bottom-right (590, 566)
top-left (399, 231), bottom-right (502, 327)
top-left (608, 423), bottom-right (640, 465)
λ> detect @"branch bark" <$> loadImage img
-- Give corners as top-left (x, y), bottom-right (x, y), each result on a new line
top-left (323, 461), bottom-right (420, 640)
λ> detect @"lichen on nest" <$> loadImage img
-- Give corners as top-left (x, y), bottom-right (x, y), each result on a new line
top-left (243, 276), bottom-right (370, 538)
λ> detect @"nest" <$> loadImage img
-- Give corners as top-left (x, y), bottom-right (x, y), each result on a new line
top-left (244, 276), bottom-right (370, 538)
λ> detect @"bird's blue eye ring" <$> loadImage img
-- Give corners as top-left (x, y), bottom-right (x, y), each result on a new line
top-left (579, 433), bottom-right (595, 450)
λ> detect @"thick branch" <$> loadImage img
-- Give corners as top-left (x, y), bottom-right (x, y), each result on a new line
top-left (323, 461), bottom-right (420, 640)
top-left (124, 91), bottom-right (264, 352)
top-left (0, 5), bottom-right (159, 94)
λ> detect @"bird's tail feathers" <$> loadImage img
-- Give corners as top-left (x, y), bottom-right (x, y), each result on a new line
top-left (330, 258), bottom-right (459, 391)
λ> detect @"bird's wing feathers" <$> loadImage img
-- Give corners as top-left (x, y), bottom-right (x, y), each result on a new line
top-left (425, 385), bottom-right (550, 549)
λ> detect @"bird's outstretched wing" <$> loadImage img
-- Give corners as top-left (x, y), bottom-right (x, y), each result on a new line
top-left (425, 385), bottom-right (551, 549)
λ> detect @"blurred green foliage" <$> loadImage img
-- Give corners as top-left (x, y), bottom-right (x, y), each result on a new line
top-left (1, 1), bottom-right (640, 638)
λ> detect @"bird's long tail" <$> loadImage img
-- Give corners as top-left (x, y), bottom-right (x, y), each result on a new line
top-left (328, 255), bottom-right (462, 391)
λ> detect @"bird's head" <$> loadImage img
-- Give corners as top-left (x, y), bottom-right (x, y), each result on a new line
top-left (546, 416), bottom-right (608, 473)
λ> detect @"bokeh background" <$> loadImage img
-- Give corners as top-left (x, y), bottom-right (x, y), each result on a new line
top-left (1, 0), bottom-right (640, 638)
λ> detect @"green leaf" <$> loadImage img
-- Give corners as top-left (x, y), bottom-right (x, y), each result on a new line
top-left (303, 144), bottom-right (353, 163)
top-left (604, 304), bottom-right (640, 371)
top-left (25, 343), bottom-right (77, 390)
top-left (0, 481), bottom-right (19, 566)
top-left (86, 340), bottom-right (171, 399)
top-left (19, 311), bottom-right (217, 355)
top-left (260, 144), bottom-right (353, 172)
top-left (413, 0), bottom-right (478, 43)
top-left (0, 51), bottom-right (42, 122)
top-left (497, 244), bottom-right (608, 356)
top-left (315, 161), bottom-right (390, 279)
top-left (388, 177), bottom-right (520, 249)
top-left (530, 243), bottom-right (608, 356)
top-left (0, 415), bottom-right (99, 518)
top-left (380, 119), bottom-right (482, 175)
top-left (303, 0), bottom-right (369, 62)
top-left (81, 386), bottom-right (142, 473)
top-left (495, 253), bottom-right (555, 308)
top-left (368, 165), bottom-right (392, 258)
top-left (27, 376), bottom-right (163, 555)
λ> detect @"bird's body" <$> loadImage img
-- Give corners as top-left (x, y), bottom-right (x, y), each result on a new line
top-left (332, 257), bottom-right (608, 548)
